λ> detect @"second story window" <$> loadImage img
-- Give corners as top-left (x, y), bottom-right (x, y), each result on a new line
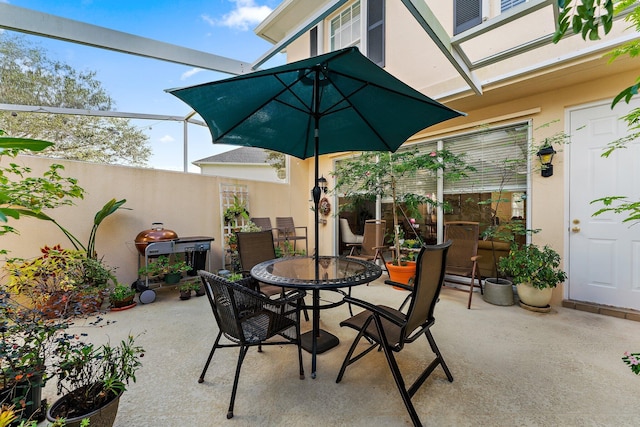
top-left (501, 0), bottom-right (527, 13)
top-left (330, 0), bottom-right (361, 51)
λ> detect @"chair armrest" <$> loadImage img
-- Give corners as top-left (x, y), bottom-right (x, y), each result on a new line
top-left (383, 279), bottom-right (413, 292)
top-left (346, 243), bottom-right (362, 247)
top-left (343, 296), bottom-right (406, 327)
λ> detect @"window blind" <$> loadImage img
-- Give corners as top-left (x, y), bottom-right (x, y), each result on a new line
top-left (443, 124), bottom-right (528, 194)
top-left (454, 0), bottom-right (482, 35)
top-left (501, 0), bottom-right (527, 12)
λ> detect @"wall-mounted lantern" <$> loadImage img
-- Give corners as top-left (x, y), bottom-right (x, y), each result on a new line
top-left (536, 145), bottom-right (556, 177)
top-left (317, 175), bottom-right (328, 193)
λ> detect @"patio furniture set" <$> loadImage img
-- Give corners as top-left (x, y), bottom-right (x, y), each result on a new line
top-left (196, 240), bottom-right (454, 427)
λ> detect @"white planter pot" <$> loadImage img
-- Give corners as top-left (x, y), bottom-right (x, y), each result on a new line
top-left (516, 282), bottom-right (553, 308)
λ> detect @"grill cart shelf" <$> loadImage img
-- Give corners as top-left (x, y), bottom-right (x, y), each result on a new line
top-left (137, 236), bottom-right (214, 303)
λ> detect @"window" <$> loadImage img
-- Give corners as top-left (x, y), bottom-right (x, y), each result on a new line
top-left (501, 0), bottom-right (527, 13)
top-left (330, 1), bottom-right (361, 51)
top-left (310, 26), bottom-right (318, 57)
top-left (443, 124), bottom-right (529, 234)
top-left (454, 0), bottom-right (482, 35)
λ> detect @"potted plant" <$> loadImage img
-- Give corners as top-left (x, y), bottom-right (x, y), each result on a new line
top-left (4, 245), bottom-right (114, 319)
top-left (0, 290), bottom-right (63, 424)
top-left (222, 195), bottom-right (249, 226)
top-left (333, 148), bottom-right (471, 283)
top-left (109, 283), bottom-right (136, 310)
top-left (498, 243), bottom-right (568, 309)
top-left (46, 334), bottom-right (144, 427)
top-left (178, 281), bottom-right (200, 300)
top-left (137, 255), bottom-right (190, 284)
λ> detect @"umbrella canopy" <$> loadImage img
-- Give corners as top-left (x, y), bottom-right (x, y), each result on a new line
top-left (167, 46), bottom-right (464, 259)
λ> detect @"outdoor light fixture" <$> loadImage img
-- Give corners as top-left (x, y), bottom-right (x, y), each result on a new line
top-left (317, 175), bottom-right (328, 193)
top-left (536, 145), bottom-right (556, 177)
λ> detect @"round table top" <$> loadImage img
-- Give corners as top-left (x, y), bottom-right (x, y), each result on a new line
top-left (251, 256), bottom-right (382, 290)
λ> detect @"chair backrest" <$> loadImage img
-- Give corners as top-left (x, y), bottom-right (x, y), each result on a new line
top-left (340, 218), bottom-right (361, 244)
top-left (275, 217), bottom-right (297, 235)
top-left (404, 241), bottom-right (452, 337)
top-left (236, 230), bottom-right (276, 273)
top-left (444, 221), bottom-right (479, 274)
top-left (250, 217), bottom-right (272, 231)
top-left (361, 219), bottom-right (386, 256)
top-left (199, 271), bottom-right (260, 343)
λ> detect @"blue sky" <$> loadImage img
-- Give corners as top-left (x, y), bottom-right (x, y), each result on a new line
top-left (3, 0), bottom-right (286, 171)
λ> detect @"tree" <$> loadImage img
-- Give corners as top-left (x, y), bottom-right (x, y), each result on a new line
top-left (0, 34), bottom-right (151, 166)
top-left (333, 148), bottom-right (471, 263)
top-left (554, 0), bottom-right (640, 223)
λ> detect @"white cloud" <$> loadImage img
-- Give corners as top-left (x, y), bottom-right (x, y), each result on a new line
top-left (203, 0), bottom-right (273, 31)
top-left (159, 135), bottom-right (175, 144)
top-left (181, 68), bottom-right (203, 81)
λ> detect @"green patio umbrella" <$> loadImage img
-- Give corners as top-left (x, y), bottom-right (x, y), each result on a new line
top-left (167, 46), bottom-right (463, 262)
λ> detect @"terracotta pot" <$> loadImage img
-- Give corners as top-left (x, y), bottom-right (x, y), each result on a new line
top-left (516, 282), bottom-right (553, 308)
top-left (134, 223), bottom-right (178, 255)
top-left (386, 261), bottom-right (417, 286)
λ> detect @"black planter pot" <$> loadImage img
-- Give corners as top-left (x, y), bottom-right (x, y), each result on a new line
top-left (46, 388), bottom-right (122, 427)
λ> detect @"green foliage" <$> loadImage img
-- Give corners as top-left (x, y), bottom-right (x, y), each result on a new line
top-left (223, 195), bottom-right (249, 224)
top-left (0, 130), bottom-right (85, 248)
top-left (0, 34), bottom-right (151, 166)
top-left (51, 334), bottom-right (144, 418)
top-left (137, 255), bottom-right (190, 277)
top-left (498, 244), bottom-right (568, 289)
top-left (109, 283), bottom-right (136, 303)
top-left (226, 272), bottom-right (244, 282)
top-left (622, 351), bottom-right (640, 374)
top-left (4, 245), bottom-right (113, 318)
top-left (332, 148), bottom-right (472, 261)
top-left (590, 195), bottom-right (640, 224)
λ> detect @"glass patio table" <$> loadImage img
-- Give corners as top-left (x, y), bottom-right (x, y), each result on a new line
top-left (251, 255), bottom-right (382, 378)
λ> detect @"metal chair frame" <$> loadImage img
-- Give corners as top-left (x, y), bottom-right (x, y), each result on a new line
top-left (336, 241), bottom-right (454, 427)
top-left (198, 271), bottom-right (305, 419)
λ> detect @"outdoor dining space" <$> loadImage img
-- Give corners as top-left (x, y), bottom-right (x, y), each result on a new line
top-left (39, 272), bottom-right (638, 426)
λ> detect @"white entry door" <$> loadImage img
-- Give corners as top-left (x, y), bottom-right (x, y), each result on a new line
top-left (568, 99), bottom-right (640, 310)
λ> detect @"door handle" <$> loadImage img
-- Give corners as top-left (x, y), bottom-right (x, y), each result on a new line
top-left (571, 226), bottom-right (580, 233)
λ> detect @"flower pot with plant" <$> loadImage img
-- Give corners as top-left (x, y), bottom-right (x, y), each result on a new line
top-left (5, 245), bottom-right (115, 319)
top-left (178, 281), bottom-right (201, 300)
top-left (109, 283), bottom-right (136, 310)
top-left (46, 334), bottom-right (144, 427)
top-left (137, 255), bottom-right (190, 284)
top-left (498, 243), bottom-right (567, 309)
top-left (333, 148), bottom-right (471, 284)
top-left (0, 290), bottom-right (64, 424)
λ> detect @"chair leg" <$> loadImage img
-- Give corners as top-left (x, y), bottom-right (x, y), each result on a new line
top-left (335, 316), bottom-right (375, 383)
top-left (199, 331), bottom-right (222, 383)
top-left (466, 263), bottom-right (479, 309)
top-left (296, 302), bottom-right (305, 380)
top-left (374, 316), bottom-right (423, 427)
top-left (227, 345), bottom-right (249, 419)
top-left (425, 330), bottom-right (453, 382)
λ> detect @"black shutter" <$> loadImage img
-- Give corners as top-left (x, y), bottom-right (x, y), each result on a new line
top-left (310, 26), bottom-right (318, 57)
top-left (454, 0), bottom-right (482, 35)
top-left (367, 0), bottom-right (385, 67)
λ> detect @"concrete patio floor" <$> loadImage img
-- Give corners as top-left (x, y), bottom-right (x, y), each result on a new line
top-left (39, 277), bottom-right (638, 426)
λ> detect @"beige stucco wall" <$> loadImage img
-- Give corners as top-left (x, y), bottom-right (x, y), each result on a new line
top-left (1, 155), bottom-right (309, 286)
top-left (279, 2), bottom-right (639, 306)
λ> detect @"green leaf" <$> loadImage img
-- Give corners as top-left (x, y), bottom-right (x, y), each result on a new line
top-left (0, 138), bottom-right (53, 151)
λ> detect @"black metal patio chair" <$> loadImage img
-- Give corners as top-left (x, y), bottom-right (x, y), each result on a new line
top-left (197, 271), bottom-right (306, 419)
top-left (336, 241), bottom-right (453, 427)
